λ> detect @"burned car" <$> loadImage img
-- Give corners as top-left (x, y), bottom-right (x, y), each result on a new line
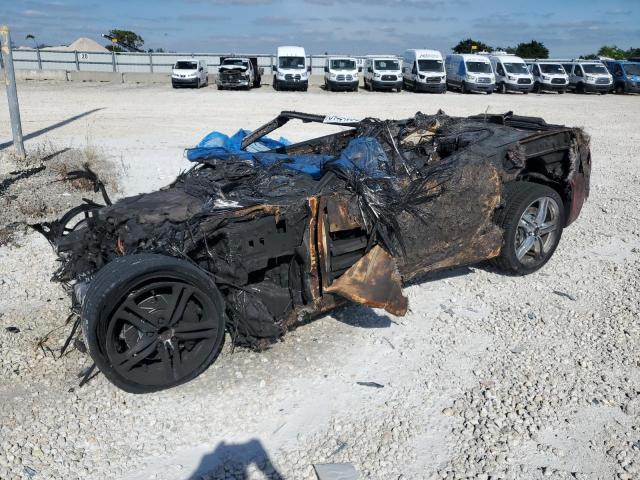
top-left (38, 110), bottom-right (591, 393)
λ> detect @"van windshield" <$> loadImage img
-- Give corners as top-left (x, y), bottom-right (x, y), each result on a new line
top-left (374, 60), bottom-right (400, 70)
top-left (418, 59), bottom-right (444, 72)
top-left (466, 61), bottom-right (492, 73)
top-left (622, 63), bottom-right (640, 76)
top-left (279, 56), bottom-right (305, 69)
top-left (175, 61), bottom-right (197, 70)
top-left (582, 64), bottom-right (608, 74)
top-left (223, 59), bottom-right (248, 67)
top-left (330, 59), bottom-right (356, 70)
top-left (504, 63), bottom-right (529, 75)
top-left (540, 64), bottom-right (565, 74)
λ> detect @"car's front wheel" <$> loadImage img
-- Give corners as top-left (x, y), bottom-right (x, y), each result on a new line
top-left (494, 182), bottom-right (565, 275)
top-left (82, 254), bottom-right (226, 393)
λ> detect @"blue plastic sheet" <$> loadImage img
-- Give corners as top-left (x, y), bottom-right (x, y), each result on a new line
top-left (186, 129), bottom-right (390, 179)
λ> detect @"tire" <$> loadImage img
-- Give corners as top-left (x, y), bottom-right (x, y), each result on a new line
top-left (493, 182), bottom-right (565, 275)
top-left (558, 90), bottom-right (565, 94)
top-left (486, 90), bottom-right (493, 95)
top-left (217, 85), bottom-right (223, 91)
top-left (396, 86), bottom-right (402, 92)
top-left (577, 83), bottom-right (585, 94)
top-left (499, 82), bottom-right (507, 94)
top-left (82, 254), bottom-right (226, 393)
top-left (461, 82), bottom-right (467, 94)
top-left (615, 84), bottom-right (625, 94)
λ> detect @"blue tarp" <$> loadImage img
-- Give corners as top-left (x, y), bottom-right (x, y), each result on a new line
top-left (186, 129), bottom-right (390, 179)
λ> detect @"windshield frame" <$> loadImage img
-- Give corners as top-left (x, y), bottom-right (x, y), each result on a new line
top-left (374, 59), bottom-right (400, 71)
top-left (278, 56), bottom-right (306, 69)
top-left (174, 61), bottom-right (198, 70)
top-left (465, 61), bottom-right (492, 74)
top-left (503, 62), bottom-right (530, 75)
top-left (330, 59), bottom-right (356, 70)
top-left (540, 63), bottom-right (565, 75)
top-left (417, 59), bottom-right (444, 72)
top-left (622, 63), bottom-right (640, 76)
top-left (582, 63), bottom-right (608, 75)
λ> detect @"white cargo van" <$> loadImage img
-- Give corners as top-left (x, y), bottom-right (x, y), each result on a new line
top-left (273, 46), bottom-right (309, 91)
top-left (171, 59), bottom-right (208, 88)
top-left (526, 61), bottom-right (569, 93)
top-left (324, 57), bottom-right (360, 91)
top-left (445, 54), bottom-right (495, 94)
top-left (561, 61), bottom-right (612, 94)
top-left (402, 49), bottom-right (446, 93)
top-left (363, 56), bottom-right (403, 92)
top-left (488, 53), bottom-right (533, 93)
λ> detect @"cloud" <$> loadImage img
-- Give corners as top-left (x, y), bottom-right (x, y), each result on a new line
top-left (307, 0), bottom-right (445, 6)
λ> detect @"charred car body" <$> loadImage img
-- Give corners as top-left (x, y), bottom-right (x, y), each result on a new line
top-left (38, 111), bottom-right (591, 393)
top-left (216, 56), bottom-right (263, 90)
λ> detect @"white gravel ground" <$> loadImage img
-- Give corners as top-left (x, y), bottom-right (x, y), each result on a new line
top-left (0, 81), bottom-right (639, 480)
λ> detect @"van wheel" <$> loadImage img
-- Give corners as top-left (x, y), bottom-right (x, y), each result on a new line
top-left (493, 182), bottom-right (564, 275)
top-left (499, 82), bottom-right (507, 94)
top-left (577, 83), bottom-right (585, 94)
top-left (82, 254), bottom-right (226, 393)
top-left (273, 79), bottom-right (279, 91)
top-left (615, 84), bottom-right (625, 94)
top-left (217, 85), bottom-right (223, 90)
top-left (558, 90), bottom-right (565, 94)
top-left (461, 82), bottom-right (467, 94)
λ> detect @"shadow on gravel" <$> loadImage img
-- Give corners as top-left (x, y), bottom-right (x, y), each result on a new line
top-left (405, 265), bottom-right (474, 287)
top-left (187, 439), bottom-right (284, 480)
top-left (332, 304), bottom-right (394, 328)
top-left (0, 109), bottom-right (104, 150)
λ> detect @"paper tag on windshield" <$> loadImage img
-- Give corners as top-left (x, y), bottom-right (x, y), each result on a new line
top-left (323, 115), bottom-right (360, 124)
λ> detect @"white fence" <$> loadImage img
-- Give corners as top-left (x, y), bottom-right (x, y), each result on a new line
top-left (2, 49), bottom-right (375, 75)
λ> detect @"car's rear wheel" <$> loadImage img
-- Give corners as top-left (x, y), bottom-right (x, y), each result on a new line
top-left (82, 254), bottom-right (226, 393)
top-left (494, 182), bottom-right (565, 275)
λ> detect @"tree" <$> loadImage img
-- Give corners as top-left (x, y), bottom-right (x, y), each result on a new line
top-left (514, 40), bottom-right (549, 59)
top-left (452, 38), bottom-right (492, 54)
top-left (581, 53), bottom-right (599, 60)
top-left (105, 29), bottom-right (144, 52)
top-left (597, 45), bottom-right (627, 59)
top-left (624, 47), bottom-right (640, 59)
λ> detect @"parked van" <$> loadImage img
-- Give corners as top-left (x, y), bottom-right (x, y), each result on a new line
top-left (561, 60), bottom-right (612, 94)
top-left (445, 54), bottom-right (495, 94)
top-left (171, 59), bottom-right (208, 88)
top-left (273, 46), bottom-right (309, 91)
top-left (526, 61), bottom-right (569, 93)
top-left (363, 56), bottom-right (403, 92)
top-left (402, 49), bottom-right (446, 93)
top-left (488, 53), bottom-right (533, 93)
top-left (603, 60), bottom-right (640, 94)
top-left (324, 57), bottom-right (360, 92)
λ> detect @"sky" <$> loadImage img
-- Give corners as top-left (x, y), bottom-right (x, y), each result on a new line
top-left (1, 0), bottom-right (639, 57)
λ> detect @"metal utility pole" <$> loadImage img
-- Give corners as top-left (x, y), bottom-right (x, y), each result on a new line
top-left (0, 25), bottom-right (26, 160)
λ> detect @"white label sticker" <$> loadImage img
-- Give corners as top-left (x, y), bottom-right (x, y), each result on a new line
top-left (323, 115), bottom-right (361, 124)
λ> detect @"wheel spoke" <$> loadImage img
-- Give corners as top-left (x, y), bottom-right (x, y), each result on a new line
top-left (158, 342), bottom-right (173, 381)
top-left (516, 235), bottom-right (535, 259)
top-left (115, 336), bottom-right (158, 372)
top-left (168, 343), bottom-right (183, 379)
top-left (173, 321), bottom-right (218, 341)
top-left (123, 298), bottom-right (161, 329)
top-left (538, 221), bottom-right (557, 236)
top-left (519, 216), bottom-right (535, 233)
top-left (117, 311), bottom-right (156, 334)
top-left (535, 198), bottom-right (549, 225)
top-left (533, 236), bottom-right (544, 259)
top-left (168, 286), bottom-right (194, 327)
